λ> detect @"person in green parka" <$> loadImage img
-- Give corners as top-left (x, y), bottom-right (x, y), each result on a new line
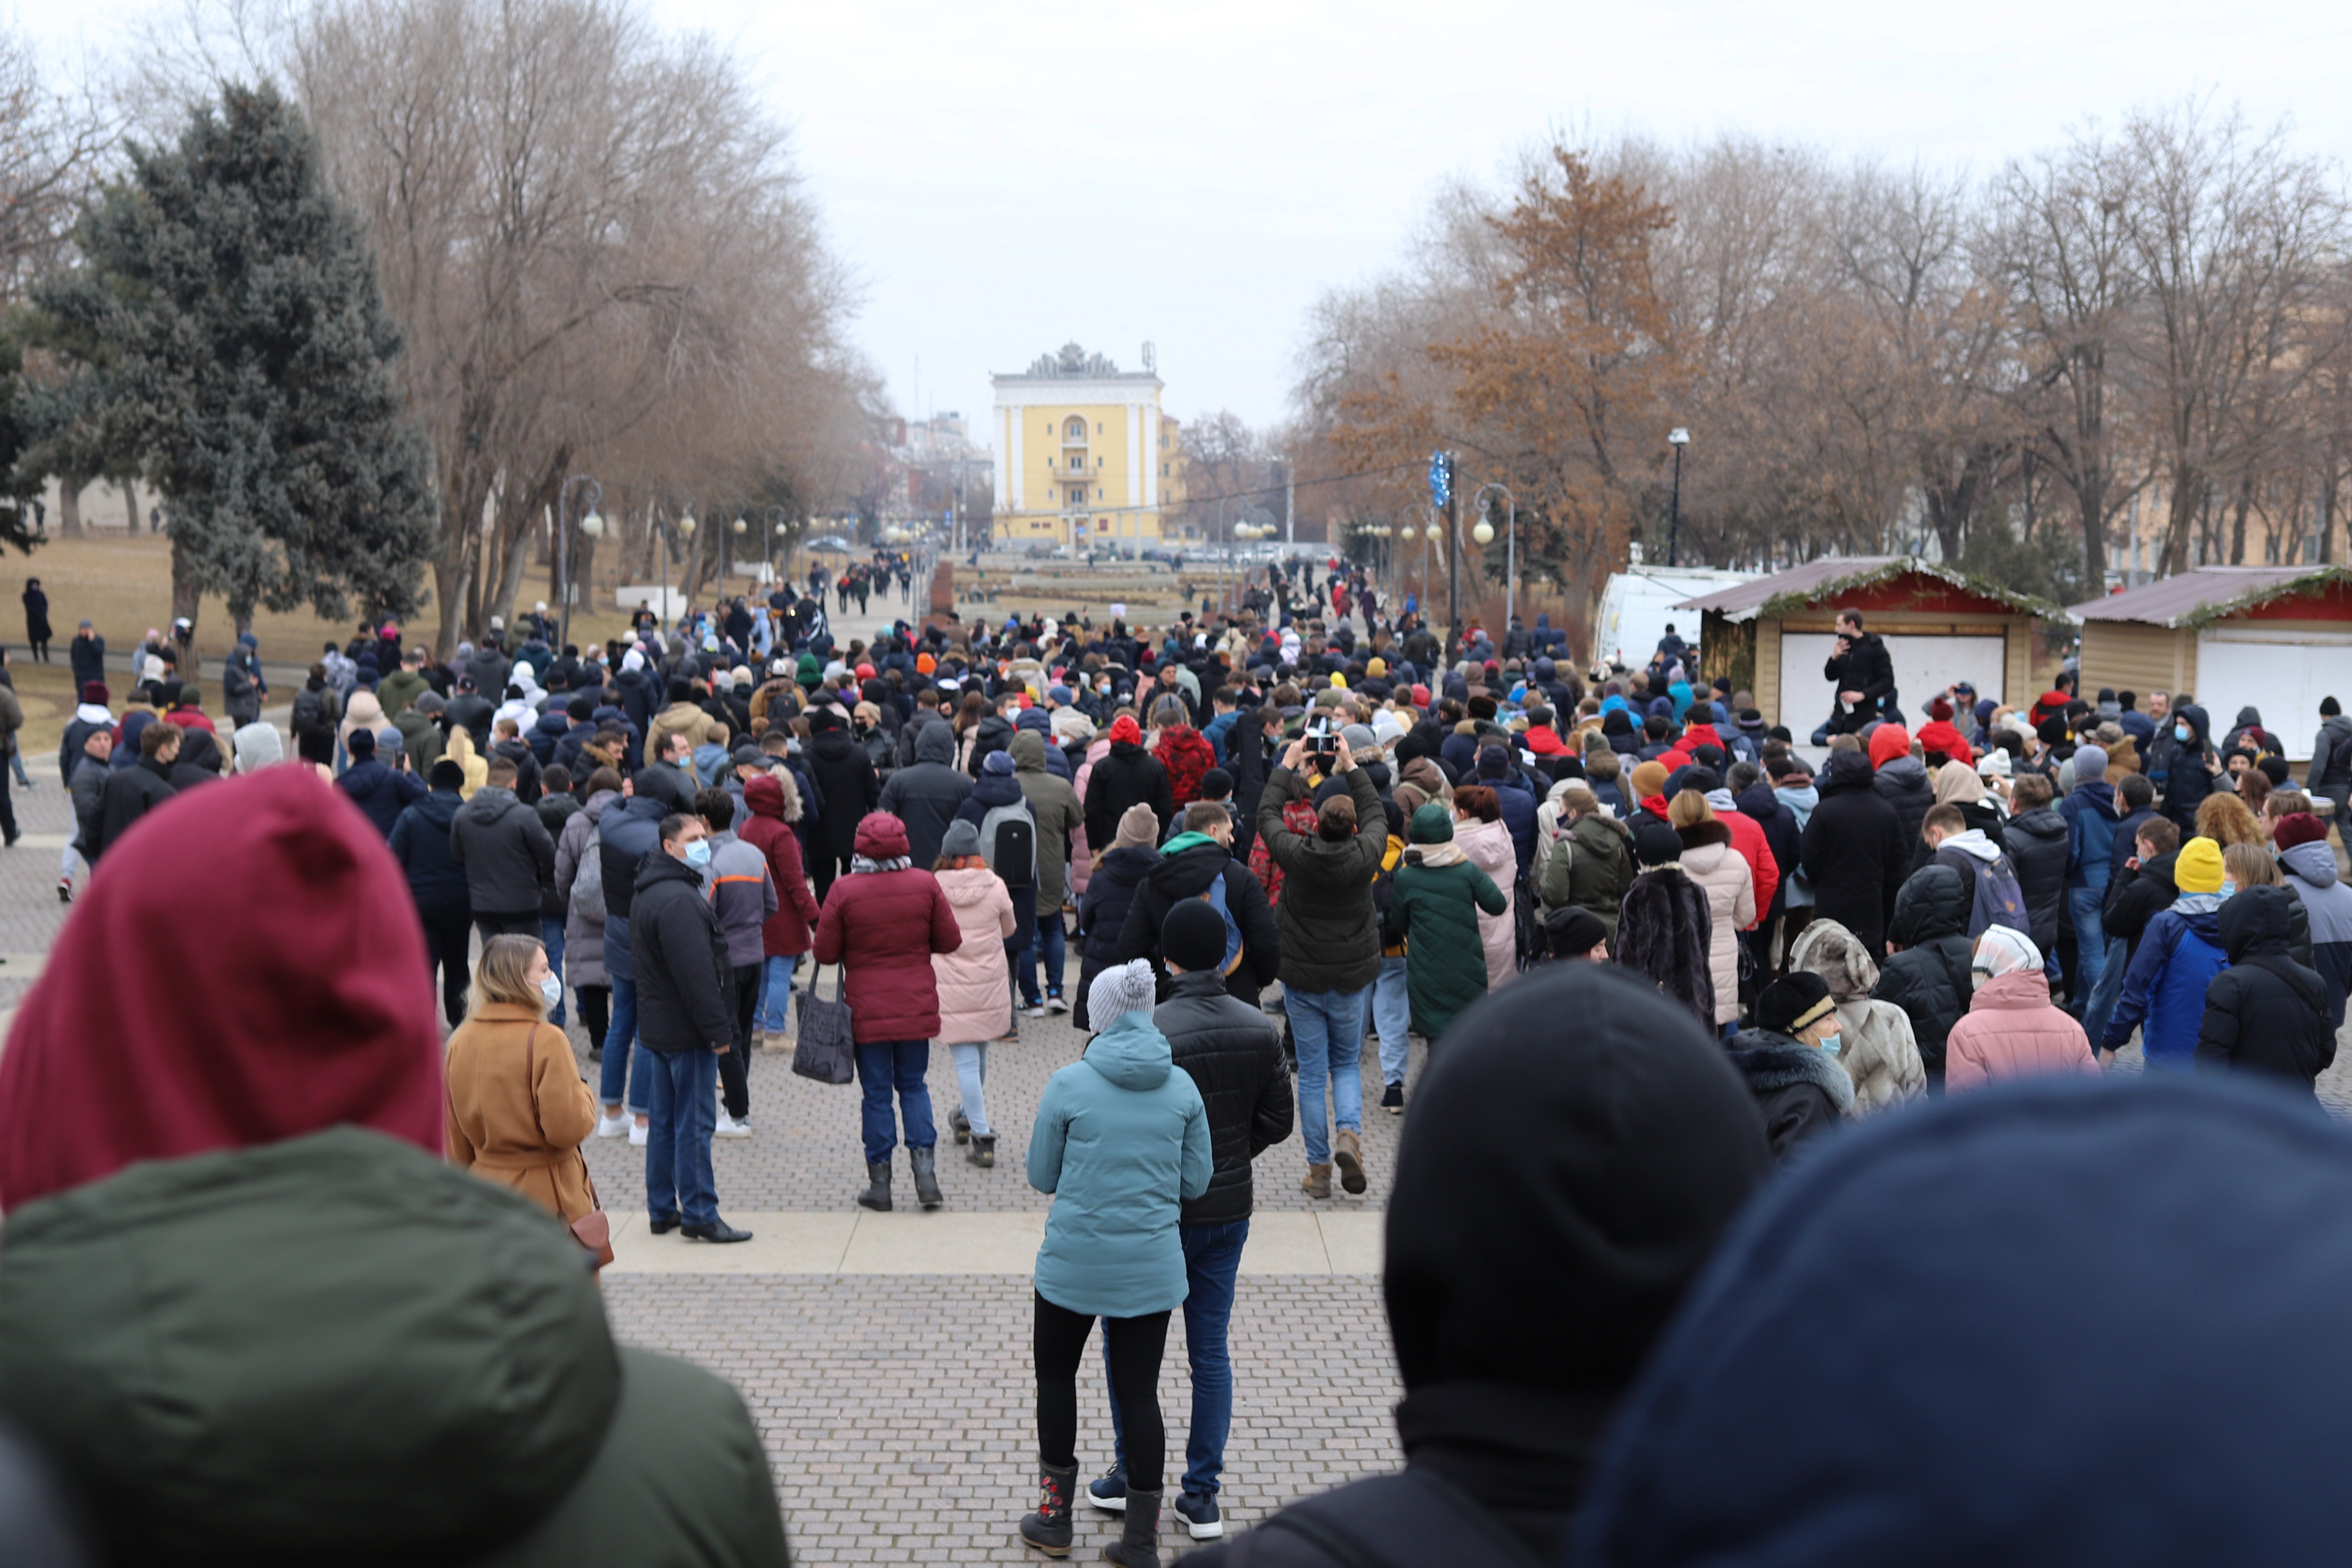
top-left (1384, 801), bottom-right (1508, 1046)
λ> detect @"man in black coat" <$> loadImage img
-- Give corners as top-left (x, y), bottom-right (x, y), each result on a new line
top-left (449, 754), bottom-right (557, 943)
top-left (1799, 749), bottom-right (1908, 956)
top-left (876, 720), bottom-right (970, 869)
top-left (1085, 713), bottom-right (1176, 849)
top-left (1819, 610), bottom-right (1895, 737)
top-left (2002, 772), bottom-right (2071, 961)
top-left (802, 708), bottom-right (879, 908)
top-left (2197, 884), bottom-right (2336, 1096)
top-left (1090, 900), bottom-right (1293, 1533)
top-left (88, 720), bottom-right (177, 863)
top-left (630, 812), bottom-right (750, 1244)
top-left (1872, 863), bottom-right (1974, 1084)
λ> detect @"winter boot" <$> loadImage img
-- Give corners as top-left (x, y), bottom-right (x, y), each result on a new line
top-left (951, 1107), bottom-right (971, 1144)
top-left (856, 1161), bottom-right (892, 1213)
top-left (910, 1145), bottom-right (945, 1209)
top-left (1101, 1487), bottom-right (1162, 1566)
top-left (969, 1133), bottom-right (997, 1169)
top-left (1301, 1163), bottom-right (1332, 1200)
top-left (1333, 1128), bottom-right (1367, 1194)
top-left (1019, 1462), bottom-right (1079, 1557)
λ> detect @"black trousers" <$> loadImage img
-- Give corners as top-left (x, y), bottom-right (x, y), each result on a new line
top-left (1034, 1292), bottom-right (1171, 1492)
top-left (809, 850), bottom-right (851, 910)
top-left (474, 910), bottom-right (540, 947)
top-left (421, 903), bottom-right (473, 1026)
top-left (720, 962), bottom-right (760, 1118)
top-left (577, 985), bottom-right (611, 1053)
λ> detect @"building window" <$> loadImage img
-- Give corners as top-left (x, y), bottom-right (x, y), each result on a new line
top-left (1097, 421), bottom-right (1104, 434)
top-left (1159, 434), bottom-right (1168, 449)
top-left (1162, 464), bottom-right (1170, 476)
top-left (1063, 415), bottom-right (1086, 441)
top-left (1096, 488), bottom-right (1104, 500)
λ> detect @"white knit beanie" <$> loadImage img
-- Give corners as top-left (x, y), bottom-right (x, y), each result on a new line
top-left (1088, 959), bottom-right (1157, 1030)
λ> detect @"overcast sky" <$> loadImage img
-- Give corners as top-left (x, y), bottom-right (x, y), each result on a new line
top-left (20, 0), bottom-right (2352, 440)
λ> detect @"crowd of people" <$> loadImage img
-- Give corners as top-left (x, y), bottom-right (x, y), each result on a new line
top-left (4, 551), bottom-right (2350, 1566)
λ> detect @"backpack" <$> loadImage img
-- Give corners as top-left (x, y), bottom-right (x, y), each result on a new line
top-left (1247, 796), bottom-right (1319, 905)
top-left (292, 686), bottom-right (330, 737)
top-left (980, 800), bottom-right (1036, 889)
top-left (1198, 868), bottom-right (1245, 975)
top-left (1949, 849), bottom-right (2028, 940)
top-left (570, 828), bottom-right (604, 922)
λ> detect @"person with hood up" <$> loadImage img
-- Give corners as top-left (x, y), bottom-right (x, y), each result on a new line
top-left (2196, 883), bottom-right (2336, 1096)
top-left (1570, 1075), bottom-right (2352, 1568)
top-left (931, 819), bottom-right (1020, 1167)
top-left (2101, 835), bottom-right (2230, 1070)
top-left (1451, 784), bottom-right (1524, 998)
top-left (1931, 756), bottom-right (2005, 845)
top-left (1009, 729), bottom-right (1084, 1013)
top-left (1943, 925), bottom-right (2099, 1092)
top-left (1021, 958), bottom-right (1210, 1567)
top-left (1724, 972), bottom-right (1856, 1157)
top-left (2060, 740), bottom-right (2121, 1004)
top-left (1800, 748), bottom-right (1908, 956)
top-left (1871, 861), bottom-right (1976, 1087)
top-left (736, 771), bottom-right (821, 1049)
top-left (877, 717), bottom-right (972, 871)
top-left (1870, 723), bottom-right (1936, 850)
top-left (2157, 701), bottom-right (2221, 832)
top-left (2275, 812), bottom-right (2352, 1028)
top-left (1668, 790), bottom-right (1755, 1031)
top-left (20, 575), bottom-right (48, 661)
top-left (804, 705), bottom-right (881, 907)
top-left (1152, 694), bottom-right (1218, 810)
top-left (1254, 735), bottom-right (1386, 1198)
top-left (813, 811), bottom-right (963, 1213)
top-left (221, 634), bottom-right (266, 729)
top-left (1186, 963), bottom-right (1772, 1568)
top-left (333, 726), bottom-right (426, 838)
top-left (1385, 802), bottom-right (1509, 1051)
top-left (552, 767), bottom-right (620, 1052)
top-left (389, 760), bottom-right (475, 1025)
top-left (1087, 711), bottom-right (1178, 849)
top-left (1117, 801), bottom-right (1282, 1008)
top-left (442, 932), bottom-right (598, 1220)
top-left (1076, 803), bottom-right (1161, 1031)
top-left (0, 768), bottom-right (790, 1568)
top-left (448, 752), bottom-right (557, 947)
top-left (1784, 920), bottom-right (1923, 1114)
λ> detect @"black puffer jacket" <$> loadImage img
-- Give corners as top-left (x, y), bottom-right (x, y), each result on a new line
top-left (1800, 751), bottom-right (1908, 953)
top-left (1116, 840), bottom-right (1281, 1002)
top-left (1084, 738), bottom-right (1175, 849)
top-left (1874, 756), bottom-right (1935, 852)
top-left (803, 725), bottom-right (879, 860)
top-left (1254, 764), bottom-right (1387, 994)
top-left (1078, 845), bottom-right (1156, 967)
top-left (1156, 969), bottom-right (1293, 1226)
top-left (448, 786), bottom-right (556, 919)
top-left (1872, 863), bottom-right (1975, 1073)
top-left (2002, 805), bottom-right (2069, 955)
top-left (2196, 885), bottom-right (2336, 1094)
top-left (630, 850), bottom-right (734, 1053)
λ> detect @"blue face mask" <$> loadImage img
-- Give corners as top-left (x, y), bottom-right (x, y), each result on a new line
top-left (2175, 725), bottom-right (2191, 742)
top-left (683, 839), bottom-right (712, 869)
top-left (1817, 1032), bottom-right (1842, 1057)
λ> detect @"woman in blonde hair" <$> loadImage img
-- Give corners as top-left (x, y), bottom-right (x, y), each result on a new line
top-left (444, 724), bottom-right (489, 798)
top-left (444, 933), bottom-right (599, 1222)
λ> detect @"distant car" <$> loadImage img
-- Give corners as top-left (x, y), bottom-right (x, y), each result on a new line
top-left (804, 534), bottom-right (856, 554)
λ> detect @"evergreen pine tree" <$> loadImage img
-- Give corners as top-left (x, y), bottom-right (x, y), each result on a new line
top-left (28, 82), bottom-right (431, 632)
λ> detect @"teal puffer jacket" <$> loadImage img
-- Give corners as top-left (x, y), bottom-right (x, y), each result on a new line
top-left (1028, 1012), bottom-right (1212, 1317)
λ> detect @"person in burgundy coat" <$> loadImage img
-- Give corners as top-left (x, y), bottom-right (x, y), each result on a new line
top-left (813, 811), bottom-right (962, 1213)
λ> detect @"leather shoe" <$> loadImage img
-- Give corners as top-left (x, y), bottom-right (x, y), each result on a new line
top-left (682, 1219), bottom-right (752, 1244)
top-left (648, 1215), bottom-right (682, 1235)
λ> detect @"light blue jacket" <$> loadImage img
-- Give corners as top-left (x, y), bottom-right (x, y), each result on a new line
top-left (1028, 1011), bottom-right (1212, 1317)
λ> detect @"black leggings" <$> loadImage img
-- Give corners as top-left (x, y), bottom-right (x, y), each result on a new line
top-left (577, 985), bottom-right (611, 1054)
top-left (720, 963), bottom-right (760, 1118)
top-left (1034, 1292), bottom-right (1170, 1491)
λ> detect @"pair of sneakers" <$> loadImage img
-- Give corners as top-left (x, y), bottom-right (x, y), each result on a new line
top-left (1089, 1470), bottom-right (1222, 1539)
top-left (1021, 993), bottom-right (1071, 1019)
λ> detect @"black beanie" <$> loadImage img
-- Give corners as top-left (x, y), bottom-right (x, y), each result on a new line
top-left (430, 759), bottom-right (466, 791)
top-left (1162, 898), bottom-right (1229, 974)
top-left (1757, 971), bottom-right (1835, 1036)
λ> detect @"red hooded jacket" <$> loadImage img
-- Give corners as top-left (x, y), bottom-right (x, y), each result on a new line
top-left (812, 812), bottom-right (962, 1043)
top-left (738, 773), bottom-right (822, 958)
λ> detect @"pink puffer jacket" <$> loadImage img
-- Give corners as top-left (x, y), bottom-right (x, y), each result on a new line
top-left (933, 866), bottom-right (1017, 1045)
top-left (1944, 968), bottom-right (2100, 1092)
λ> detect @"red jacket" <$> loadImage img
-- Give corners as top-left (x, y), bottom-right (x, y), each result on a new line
top-left (1525, 726), bottom-right (1567, 757)
top-left (738, 774), bottom-right (821, 958)
top-left (812, 812), bottom-right (961, 1042)
top-left (1720, 806), bottom-right (1778, 930)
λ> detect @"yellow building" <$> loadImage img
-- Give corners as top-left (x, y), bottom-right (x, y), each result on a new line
top-left (991, 342), bottom-right (1183, 551)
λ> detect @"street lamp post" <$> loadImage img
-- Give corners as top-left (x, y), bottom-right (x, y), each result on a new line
top-left (1667, 427), bottom-right (1689, 567)
top-left (555, 474), bottom-right (601, 652)
top-left (765, 507), bottom-right (787, 589)
top-left (1471, 481), bottom-right (1518, 631)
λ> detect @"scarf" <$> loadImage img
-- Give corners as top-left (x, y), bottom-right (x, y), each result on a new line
top-left (850, 854), bottom-right (912, 875)
top-left (1407, 842), bottom-right (1468, 868)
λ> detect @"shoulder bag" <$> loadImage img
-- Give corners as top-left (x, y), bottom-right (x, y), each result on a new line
top-left (792, 963), bottom-right (857, 1085)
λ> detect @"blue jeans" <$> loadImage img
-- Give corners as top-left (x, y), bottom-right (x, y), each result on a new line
top-left (540, 915), bottom-right (567, 1027)
top-left (599, 974), bottom-right (643, 1112)
top-left (2082, 934), bottom-right (2128, 1051)
top-left (1030, 911), bottom-right (1068, 1003)
top-left (1286, 985), bottom-right (1367, 1165)
top-left (1371, 956), bottom-right (1411, 1086)
top-left (642, 1045), bottom-right (719, 1227)
top-left (2067, 885), bottom-right (2109, 1006)
top-left (1109, 1218), bottom-right (1248, 1498)
top-left (854, 1039), bottom-right (937, 1164)
top-left (754, 953), bottom-right (800, 1035)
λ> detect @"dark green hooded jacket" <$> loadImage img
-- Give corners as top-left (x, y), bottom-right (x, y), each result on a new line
top-left (0, 1127), bottom-right (789, 1568)
top-left (1384, 804), bottom-right (1507, 1044)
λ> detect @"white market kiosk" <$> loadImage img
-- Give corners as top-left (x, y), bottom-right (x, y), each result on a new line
top-left (1673, 556), bottom-right (2071, 731)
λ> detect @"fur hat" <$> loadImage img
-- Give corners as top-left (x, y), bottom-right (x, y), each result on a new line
top-left (1757, 972), bottom-right (1835, 1036)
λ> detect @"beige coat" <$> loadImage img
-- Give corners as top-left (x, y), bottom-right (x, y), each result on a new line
top-left (1454, 815), bottom-right (1520, 994)
top-left (646, 700), bottom-right (715, 759)
top-left (1786, 918), bottom-right (1926, 1114)
top-left (444, 1003), bottom-right (599, 1222)
top-left (1678, 823), bottom-right (1756, 1025)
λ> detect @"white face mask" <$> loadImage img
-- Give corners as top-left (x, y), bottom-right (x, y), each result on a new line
top-left (539, 973), bottom-right (563, 1009)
